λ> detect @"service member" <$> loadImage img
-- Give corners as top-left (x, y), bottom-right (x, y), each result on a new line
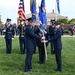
top-left (4, 18), bottom-right (14, 54)
top-left (49, 20), bottom-right (55, 54)
top-left (49, 21), bottom-right (62, 72)
top-left (35, 23), bottom-right (48, 64)
top-left (18, 19), bottom-right (26, 54)
top-left (33, 24), bottom-right (39, 54)
top-left (24, 17), bottom-right (44, 72)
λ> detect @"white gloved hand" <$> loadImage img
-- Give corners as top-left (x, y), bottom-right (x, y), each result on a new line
top-left (41, 36), bottom-right (45, 40)
top-left (12, 38), bottom-right (14, 40)
top-left (3, 30), bottom-right (6, 32)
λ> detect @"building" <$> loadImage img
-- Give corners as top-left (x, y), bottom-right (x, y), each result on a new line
top-left (26, 9), bottom-right (68, 25)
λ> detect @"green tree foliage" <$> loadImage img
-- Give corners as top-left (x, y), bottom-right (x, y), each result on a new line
top-left (68, 18), bottom-right (75, 24)
top-left (0, 20), bottom-right (2, 24)
top-left (57, 18), bottom-right (68, 24)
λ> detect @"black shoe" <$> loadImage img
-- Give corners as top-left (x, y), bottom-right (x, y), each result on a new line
top-left (51, 51), bottom-right (55, 55)
top-left (42, 61), bottom-right (45, 64)
top-left (55, 68), bottom-right (62, 72)
top-left (38, 61), bottom-right (42, 64)
top-left (24, 70), bottom-right (30, 72)
top-left (30, 67), bottom-right (32, 69)
top-left (24, 69), bottom-right (30, 72)
top-left (39, 62), bottom-right (45, 64)
top-left (53, 51), bottom-right (55, 54)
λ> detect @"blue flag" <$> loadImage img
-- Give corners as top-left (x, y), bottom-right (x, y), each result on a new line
top-left (39, 0), bottom-right (46, 25)
top-left (38, 7), bottom-right (45, 35)
top-left (56, 0), bottom-right (60, 14)
top-left (39, 6), bottom-right (42, 23)
top-left (31, 0), bottom-right (36, 22)
top-left (41, 0), bottom-right (45, 8)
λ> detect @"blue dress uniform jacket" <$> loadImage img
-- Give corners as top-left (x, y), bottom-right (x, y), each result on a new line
top-left (50, 28), bottom-right (62, 49)
top-left (25, 25), bottom-right (41, 72)
top-left (25, 25), bottom-right (41, 49)
top-left (49, 25), bottom-right (55, 36)
top-left (18, 24), bottom-right (26, 54)
top-left (33, 25), bottom-right (39, 54)
top-left (49, 25), bottom-right (55, 54)
top-left (50, 28), bottom-right (62, 71)
top-left (5, 24), bottom-right (14, 39)
top-left (5, 24), bottom-right (14, 54)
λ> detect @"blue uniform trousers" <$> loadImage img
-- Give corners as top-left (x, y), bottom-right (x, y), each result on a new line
top-left (19, 37), bottom-right (26, 54)
top-left (25, 48), bottom-right (34, 71)
top-left (38, 46), bottom-right (45, 64)
top-left (50, 41), bottom-right (54, 54)
top-left (54, 48), bottom-right (62, 70)
top-left (5, 39), bottom-right (12, 54)
top-left (33, 39), bottom-right (36, 54)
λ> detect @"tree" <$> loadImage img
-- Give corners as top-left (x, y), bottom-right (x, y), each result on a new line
top-left (0, 20), bottom-right (2, 24)
top-left (68, 18), bottom-right (75, 24)
top-left (57, 18), bottom-right (68, 24)
top-left (0, 14), bottom-right (2, 24)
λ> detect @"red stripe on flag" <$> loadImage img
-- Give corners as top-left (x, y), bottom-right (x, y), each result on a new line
top-left (18, 0), bottom-right (26, 20)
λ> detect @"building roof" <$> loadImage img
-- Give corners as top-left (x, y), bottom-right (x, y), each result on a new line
top-left (26, 10), bottom-right (68, 21)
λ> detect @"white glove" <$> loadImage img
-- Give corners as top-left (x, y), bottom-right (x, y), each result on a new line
top-left (12, 38), bottom-right (14, 40)
top-left (3, 30), bottom-right (6, 32)
top-left (41, 36), bottom-right (45, 40)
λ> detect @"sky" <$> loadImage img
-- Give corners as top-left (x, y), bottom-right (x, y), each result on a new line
top-left (0, 0), bottom-right (75, 24)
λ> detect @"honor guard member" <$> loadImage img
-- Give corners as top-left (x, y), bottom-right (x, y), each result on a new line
top-left (61, 27), bottom-right (64, 36)
top-left (36, 23), bottom-right (48, 64)
top-left (49, 21), bottom-right (62, 72)
top-left (24, 17), bottom-right (44, 72)
top-left (18, 19), bottom-right (26, 54)
top-left (0, 25), bottom-right (4, 35)
top-left (49, 20), bottom-right (55, 54)
top-left (5, 18), bottom-right (14, 54)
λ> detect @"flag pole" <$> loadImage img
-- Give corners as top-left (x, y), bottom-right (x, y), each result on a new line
top-left (55, 0), bottom-right (60, 21)
top-left (38, 26), bottom-right (47, 61)
top-left (40, 30), bottom-right (47, 61)
top-left (43, 32), bottom-right (47, 61)
top-left (38, 0), bottom-right (47, 60)
top-left (55, 0), bottom-right (57, 21)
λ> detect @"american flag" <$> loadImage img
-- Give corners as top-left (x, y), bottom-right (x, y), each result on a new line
top-left (18, 0), bottom-right (26, 20)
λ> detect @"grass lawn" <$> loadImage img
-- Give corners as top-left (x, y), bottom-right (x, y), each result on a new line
top-left (0, 36), bottom-right (75, 75)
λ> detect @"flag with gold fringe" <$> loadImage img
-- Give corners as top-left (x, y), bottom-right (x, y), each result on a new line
top-left (18, 0), bottom-right (26, 20)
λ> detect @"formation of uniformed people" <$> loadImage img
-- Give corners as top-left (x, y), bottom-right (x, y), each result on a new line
top-left (3, 17), bottom-right (62, 72)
